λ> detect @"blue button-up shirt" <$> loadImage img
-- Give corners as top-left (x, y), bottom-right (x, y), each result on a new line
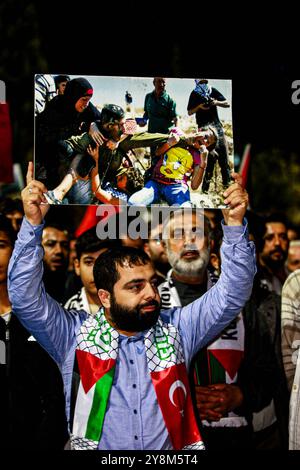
top-left (8, 218), bottom-right (256, 450)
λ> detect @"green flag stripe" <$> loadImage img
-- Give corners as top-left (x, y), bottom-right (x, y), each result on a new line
top-left (85, 367), bottom-right (115, 441)
top-left (209, 352), bottom-right (226, 383)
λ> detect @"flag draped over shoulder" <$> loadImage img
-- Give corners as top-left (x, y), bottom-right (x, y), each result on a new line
top-left (71, 309), bottom-right (205, 450)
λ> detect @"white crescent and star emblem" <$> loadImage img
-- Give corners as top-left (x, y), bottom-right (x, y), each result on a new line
top-left (169, 380), bottom-right (187, 416)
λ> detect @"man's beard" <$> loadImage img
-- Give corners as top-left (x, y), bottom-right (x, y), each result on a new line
top-left (261, 248), bottom-right (287, 271)
top-left (109, 294), bottom-right (161, 332)
top-left (166, 244), bottom-right (210, 277)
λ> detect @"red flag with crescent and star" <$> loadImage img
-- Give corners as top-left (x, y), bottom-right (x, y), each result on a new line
top-left (151, 362), bottom-right (202, 450)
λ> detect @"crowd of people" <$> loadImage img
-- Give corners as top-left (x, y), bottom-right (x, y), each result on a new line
top-left (0, 72), bottom-right (296, 453)
top-left (34, 75), bottom-right (232, 207)
top-left (1, 173), bottom-right (300, 450)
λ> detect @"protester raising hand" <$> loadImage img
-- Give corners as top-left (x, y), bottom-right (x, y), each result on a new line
top-left (21, 162), bottom-right (50, 226)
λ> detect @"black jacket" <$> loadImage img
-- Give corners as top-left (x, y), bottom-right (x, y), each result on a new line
top-left (189, 272), bottom-right (289, 448)
top-left (241, 274), bottom-right (289, 448)
top-left (0, 314), bottom-right (68, 449)
top-left (36, 94), bottom-right (101, 187)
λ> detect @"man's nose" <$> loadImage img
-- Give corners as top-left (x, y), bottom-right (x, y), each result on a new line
top-left (144, 283), bottom-right (156, 300)
top-left (184, 230), bottom-right (197, 244)
top-left (54, 242), bottom-right (64, 254)
top-left (273, 234), bottom-right (281, 246)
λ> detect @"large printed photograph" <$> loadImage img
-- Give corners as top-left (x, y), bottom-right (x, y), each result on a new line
top-left (34, 75), bottom-right (233, 208)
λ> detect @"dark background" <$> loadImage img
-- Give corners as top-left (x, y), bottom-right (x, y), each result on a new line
top-left (1, 1), bottom-right (299, 222)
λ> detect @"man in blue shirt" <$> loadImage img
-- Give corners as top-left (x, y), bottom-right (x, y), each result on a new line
top-left (8, 163), bottom-right (255, 450)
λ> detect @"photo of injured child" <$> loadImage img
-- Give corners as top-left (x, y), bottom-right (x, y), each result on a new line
top-left (34, 75), bottom-right (233, 208)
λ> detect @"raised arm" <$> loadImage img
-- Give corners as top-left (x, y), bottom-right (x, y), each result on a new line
top-left (155, 133), bottom-right (180, 156)
top-left (8, 163), bottom-right (87, 365)
top-left (166, 174), bottom-right (256, 364)
top-left (190, 145), bottom-right (208, 190)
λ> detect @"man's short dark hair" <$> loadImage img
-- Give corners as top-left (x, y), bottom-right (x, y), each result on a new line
top-left (93, 246), bottom-right (151, 293)
top-left (99, 104), bottom-right (125, 125)
top-left (0, 197), bottom-right (23, 216)
top-left (0, 215), bottom-right (17, 245)
top-left (44, 221), bottom-right (70, 238)
top-left (54, 75), bottom-right (70, 88)
top-left (263, 213), bottom-right (288, 232)
top-left (254, 212), bottom-right (288, 253)
top-left (75, 227), bottom-right (121, 260)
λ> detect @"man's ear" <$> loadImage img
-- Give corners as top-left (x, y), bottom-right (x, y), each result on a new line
top-left (74, 258), bottom-right (80, 277)
top-left (210, 253), bottom-right (220, 272)
top-left (143, 242), bottom-right (150, 257)
top-left (98, 289), bottom-right (111, 308)
top-left (208, 237), bottom-right (214, 252)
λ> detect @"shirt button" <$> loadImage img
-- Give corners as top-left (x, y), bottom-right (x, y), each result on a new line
top-left (133, 409), bottom-right (137, 414)
top-left (134, 435), bottom-right (138, 440)
top-left (29, 231), bottom-right (34, 236)
top-left (132, 384), bottom-right (137, 389)
top-left (130, 360), bottom-right (134, 365)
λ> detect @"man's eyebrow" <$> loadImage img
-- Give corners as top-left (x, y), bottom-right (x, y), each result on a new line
top-left (0, 238), bottom-right (11, 244)
top-left (123, 275), bottom-right (157, 287)
top-left (123, 278), bottom-right (145, 287)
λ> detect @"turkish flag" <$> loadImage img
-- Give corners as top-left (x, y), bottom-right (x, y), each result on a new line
top-left (0, 103), bottom-right (13, 183)
top-left (151, 362), bottom-right (202, 449)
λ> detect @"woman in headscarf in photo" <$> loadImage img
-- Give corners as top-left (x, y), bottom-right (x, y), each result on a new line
top-left (35, 77), bottom-right (102, 192)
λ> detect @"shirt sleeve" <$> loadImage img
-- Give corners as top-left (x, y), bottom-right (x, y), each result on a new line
top-left (211, 87), bottom-right (226, 102)
top-left (8, 218), bottom-right (88, 366)
top-left (169, 98), bottom-right (177, 119)
top-left (281, 271), bottom-right (300, 391)
top-left (143, 94), bottom-right (149, 119)
top-left (187, 91), bottom-right (199, 111)
top-left (65, 132), bottom-right (92, 153)
top-left (35, 74), bottom-right (56, 115)
top-left (163, 221), bottom-right (257, 368)
top-left (189, 148), bottom-right (201, 166)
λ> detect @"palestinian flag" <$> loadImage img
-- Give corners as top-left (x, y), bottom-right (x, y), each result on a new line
top-left (72, 311), bottom-right (204, 450)
top-left (72, 349), bottom-right (116, 441)
top-left (194, 313), bottom-right (244, 385)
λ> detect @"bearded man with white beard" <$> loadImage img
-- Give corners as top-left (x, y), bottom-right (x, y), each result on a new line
top-left (159, 208), bottom-right (276, 451)
top-left (159, 209), bottom-right (214, 310)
